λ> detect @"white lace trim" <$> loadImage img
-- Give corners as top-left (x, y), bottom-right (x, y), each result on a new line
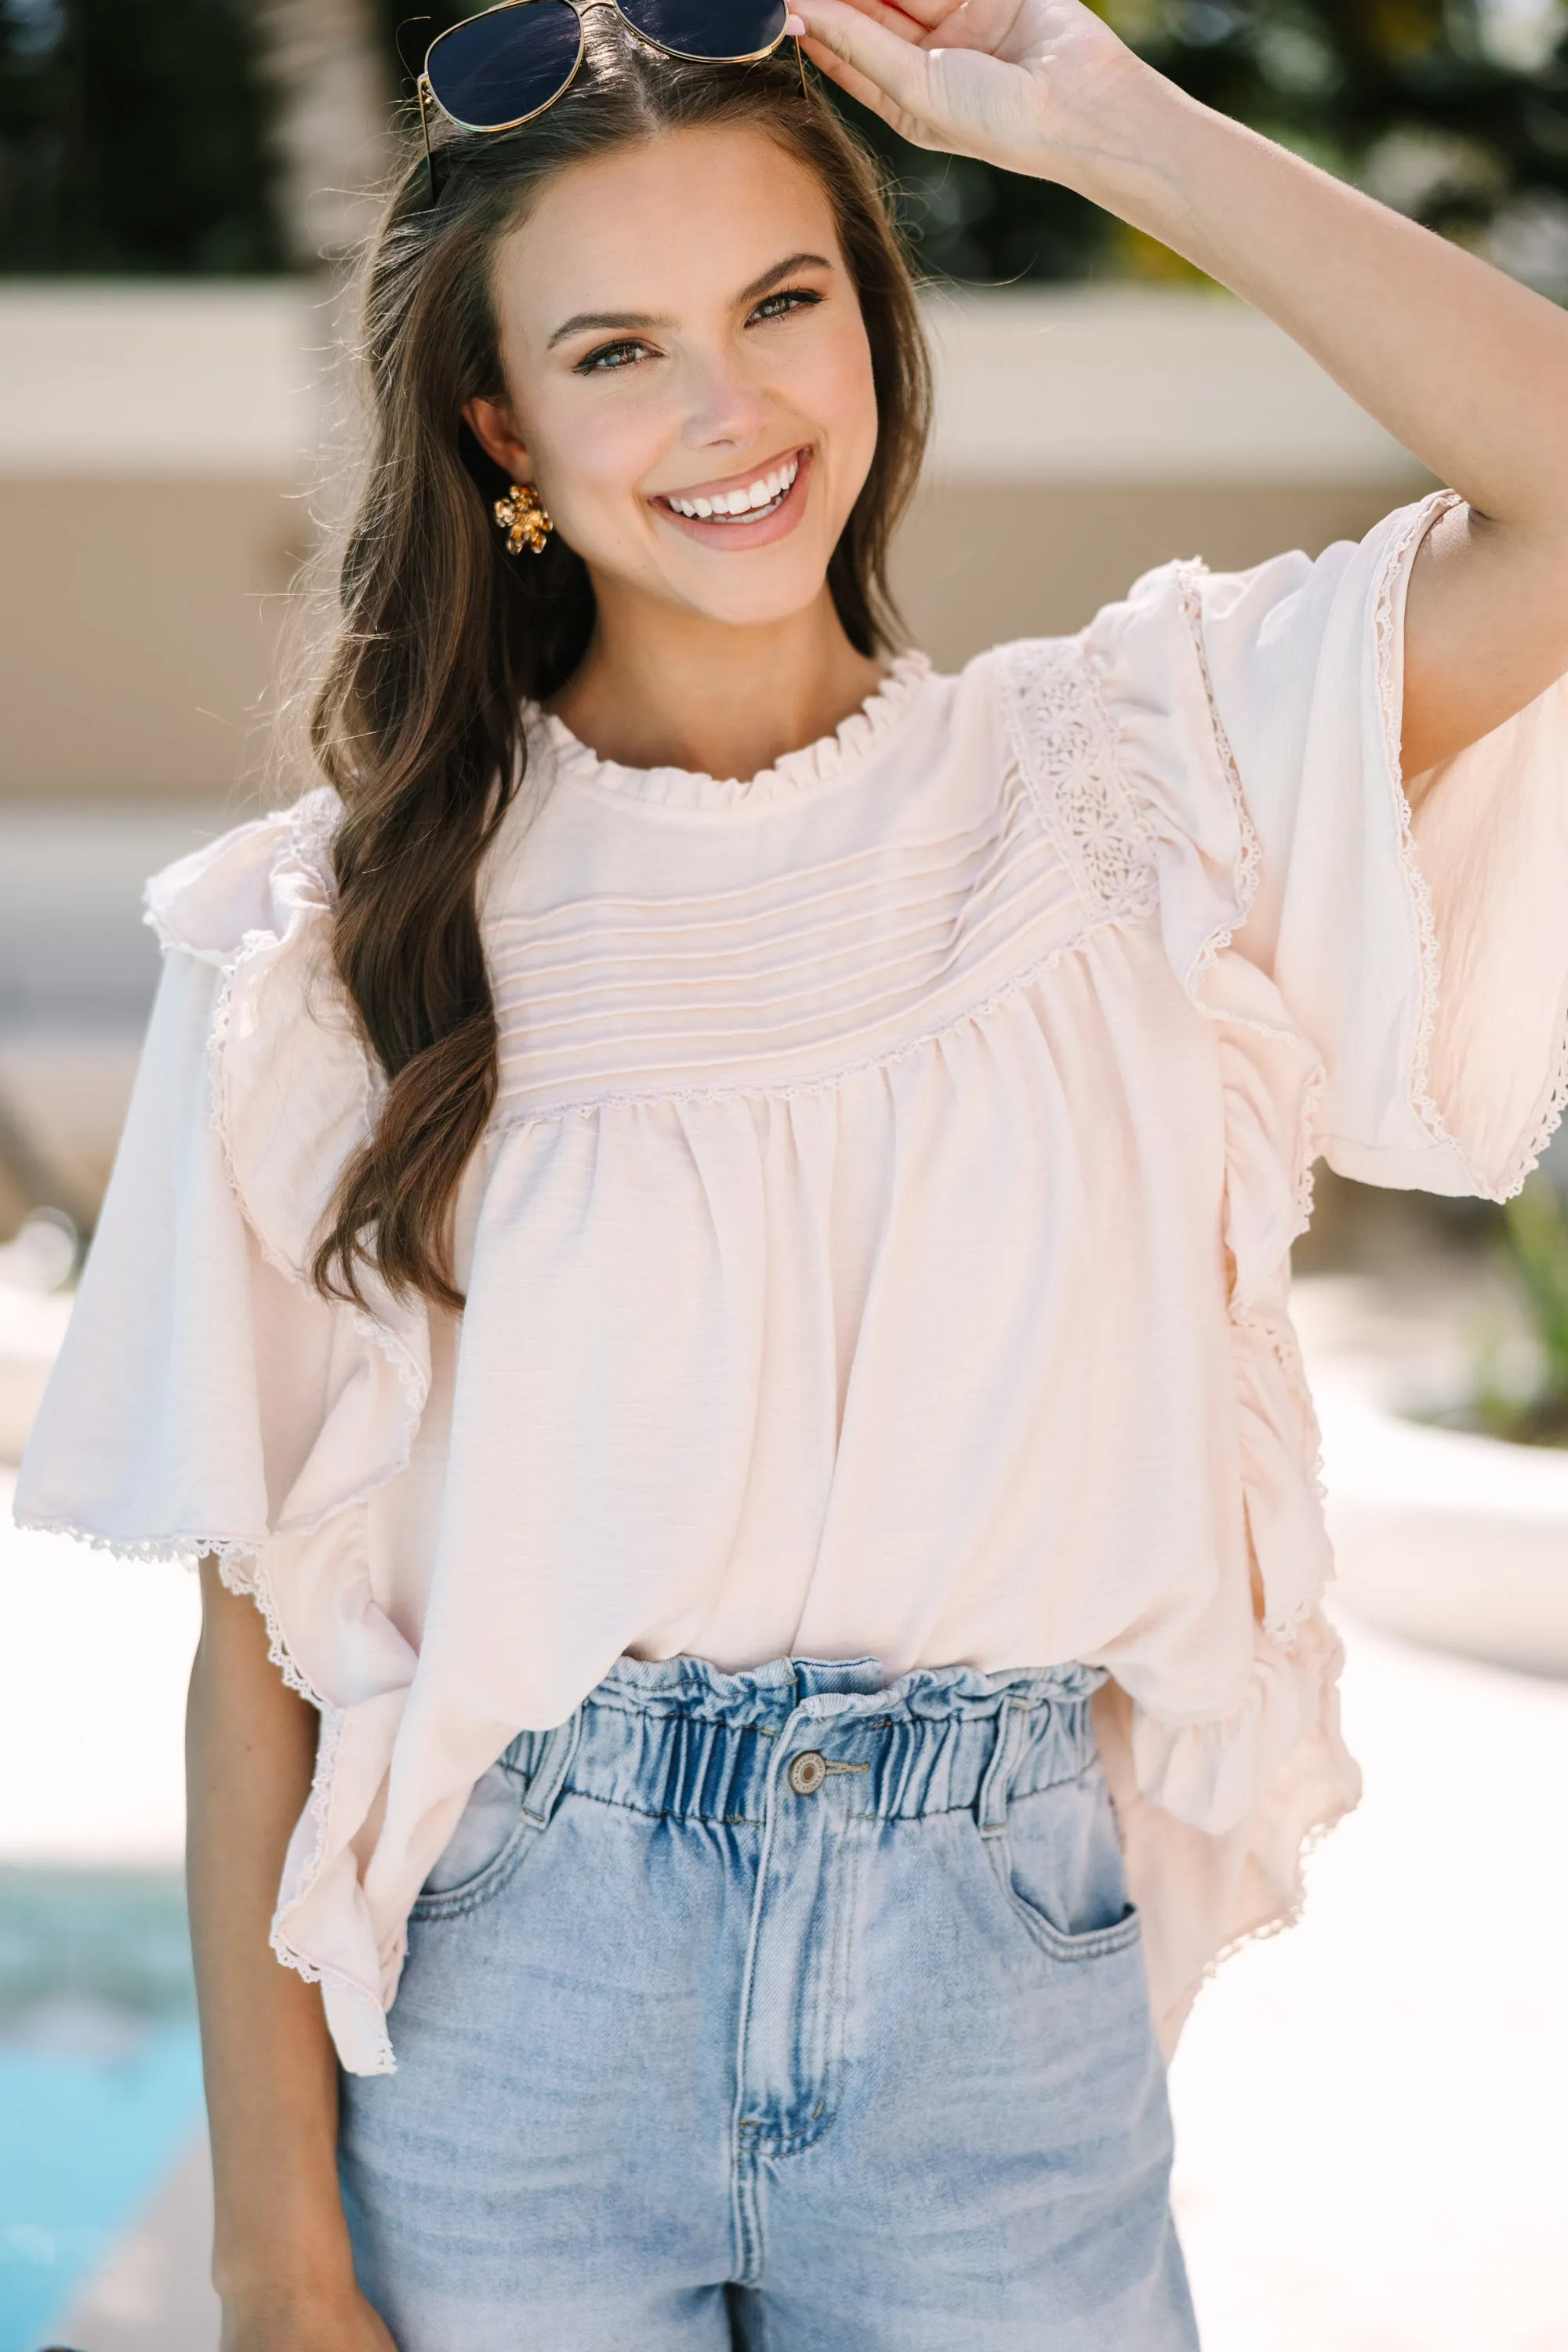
top-left (1199, 1796), bottom-right (1354, 1989)
top-left (1371, 489), bottom-right (1472, 1175)
top-left (997, 639), bottom-right (1159, 920)
top-left (1374, 489), bottom-right (1568, 1201)
top-left (1171, 562), bottom-right (1265, 985)
top-left (6, 1521), bottom-right (261, 1573)
top-left (265, 1703), bottom-right (396, 2077)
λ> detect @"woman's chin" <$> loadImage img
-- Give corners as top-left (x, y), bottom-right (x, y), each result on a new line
top-left (658, 545), bottom-right (838, 631)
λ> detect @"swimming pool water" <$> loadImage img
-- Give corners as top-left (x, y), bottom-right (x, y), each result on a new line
top-left (0, 1868), bottom-right (204, 2352)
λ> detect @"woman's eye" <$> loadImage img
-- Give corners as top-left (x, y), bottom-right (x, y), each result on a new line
top-left (748, 288), bottom-right (822, 326)
top-left (575, 338), bottom-right (652, 375)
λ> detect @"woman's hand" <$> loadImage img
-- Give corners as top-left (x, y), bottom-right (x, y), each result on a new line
top-left (793, 0), bottom-right (1568, 781)
top-left (220, 2285), bottom-right (400, 2352)
top-left (786, 0), bottom-right (1141, 180)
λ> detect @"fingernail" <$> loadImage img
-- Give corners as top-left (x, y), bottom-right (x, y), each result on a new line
top-left (785, 10), bottom-right (806, 29)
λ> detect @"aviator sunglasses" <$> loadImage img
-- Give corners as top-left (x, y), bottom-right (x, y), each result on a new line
top-left (418, 0), bottom-right (799, 192)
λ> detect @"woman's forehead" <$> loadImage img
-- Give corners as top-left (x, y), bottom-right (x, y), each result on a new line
top-left (495, 124), bottom-right (843, 340)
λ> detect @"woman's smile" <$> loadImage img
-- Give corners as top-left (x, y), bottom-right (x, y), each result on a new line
top-left (650, 445), bottom-right (811, 548)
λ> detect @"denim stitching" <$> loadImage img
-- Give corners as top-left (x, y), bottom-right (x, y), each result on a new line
top-left (408, 1811), bottom-right (539, 1922)
top-left (553, 1784), bottom-right (768, 1828)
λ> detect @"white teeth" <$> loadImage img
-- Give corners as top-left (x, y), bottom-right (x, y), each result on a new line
top-left (662, 455), bottom-right (803, 522)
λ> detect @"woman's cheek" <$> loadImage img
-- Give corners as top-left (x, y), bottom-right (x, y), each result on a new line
top-left (795, 332), bottom-right (879, 510)
top-left (533, 405), bottom-right (667, 559)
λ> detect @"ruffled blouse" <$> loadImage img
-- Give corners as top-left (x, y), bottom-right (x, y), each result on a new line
top-left (18, 493), bottom-right (1568, 2075)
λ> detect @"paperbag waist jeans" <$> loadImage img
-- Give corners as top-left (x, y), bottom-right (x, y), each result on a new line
top-left (338, 1653), bottom-right (1200, 2350)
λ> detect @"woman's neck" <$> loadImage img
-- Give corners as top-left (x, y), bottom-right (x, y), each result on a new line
top-left (548, 584), bottom-right (884, 783)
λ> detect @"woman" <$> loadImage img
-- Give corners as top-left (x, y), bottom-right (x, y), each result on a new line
top-left (18, 0), bottom-right (1568, 2343)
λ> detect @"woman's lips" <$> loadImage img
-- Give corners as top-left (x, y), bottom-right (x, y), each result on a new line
top-left (650, 447), bottom-right (812, 550)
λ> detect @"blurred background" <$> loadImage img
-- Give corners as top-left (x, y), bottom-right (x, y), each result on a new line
top-left (2, 3), bottom-right (1568, 2346)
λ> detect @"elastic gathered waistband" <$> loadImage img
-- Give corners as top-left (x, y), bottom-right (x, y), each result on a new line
top-left (501, 1655), bottom-right (1107, 1829)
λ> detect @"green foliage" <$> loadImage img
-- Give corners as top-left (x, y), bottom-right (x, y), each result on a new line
top-left (845, 0), bottom-right (1568, 282)
top-left (5, 1), bottom-right (1563, 280)
top-left (0, 0), bottom-right (284, 274)
top-left (1501, 1174), bottom-right (1568, 1414)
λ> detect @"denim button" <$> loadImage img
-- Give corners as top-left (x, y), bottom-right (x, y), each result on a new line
top-left (788, 1750), bottom-right (827, 1795)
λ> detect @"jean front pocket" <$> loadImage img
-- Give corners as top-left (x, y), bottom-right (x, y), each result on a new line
top-left (409, 1759), bottom-right (535, 1922)
top-left (985, 1759), bottom-right (1142, 1963)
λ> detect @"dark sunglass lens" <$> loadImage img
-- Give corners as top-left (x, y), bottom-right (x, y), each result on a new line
top-left (426, 2), bottom-right (583, 129)
top-left (618, 0), bottom-right (788, 60)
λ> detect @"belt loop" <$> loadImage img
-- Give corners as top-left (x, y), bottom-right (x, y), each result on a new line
top-left (520, 1708), bottom-right (583, 1828)
top-left (976, 1697), bottom-right (1025, 1840)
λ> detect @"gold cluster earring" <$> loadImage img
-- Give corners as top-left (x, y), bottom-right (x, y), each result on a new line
top-left (493, 481), bottom-right (553, 556)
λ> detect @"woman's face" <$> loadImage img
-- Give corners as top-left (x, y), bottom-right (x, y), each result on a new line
top-left (464, 122), bottom-right (880, 633)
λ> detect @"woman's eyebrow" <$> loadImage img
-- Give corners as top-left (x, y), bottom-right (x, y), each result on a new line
top-left (735, 250), bottom-right (834, 304)
top-left (545, 252), bottom-right (835, 350)
top-left (547, 307), bottom-right (661, 350)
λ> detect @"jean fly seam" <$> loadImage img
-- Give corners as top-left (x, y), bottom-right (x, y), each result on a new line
top-left (728, 1715), bottom-right (797, 2287)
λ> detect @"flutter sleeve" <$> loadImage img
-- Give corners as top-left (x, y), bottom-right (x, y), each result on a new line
top-left (1078, 492), bottom-right (1568, 2049)
top-left (1087, 488), bottom-right (1568, 1201)
top-left (15, 789), bottom-right (427, 1566)
top-left (14, 791), bottom-right (431, 2076)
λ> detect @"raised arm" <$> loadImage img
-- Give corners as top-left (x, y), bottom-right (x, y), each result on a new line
top-left (789, 0), bottom-right (1568, 786)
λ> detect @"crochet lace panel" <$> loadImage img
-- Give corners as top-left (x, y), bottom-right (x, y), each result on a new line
top-left (997, 638), bottom-right (1159, 922)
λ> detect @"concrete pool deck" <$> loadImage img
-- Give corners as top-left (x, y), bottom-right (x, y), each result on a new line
top-left (5, 1447), bottom-right (1568, 2345)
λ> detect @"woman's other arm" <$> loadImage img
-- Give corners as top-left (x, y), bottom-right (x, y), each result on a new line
top-left (187, 1557), bottom-right (396, 2350)
top-left (787, 0), bottom-right (1568, 788)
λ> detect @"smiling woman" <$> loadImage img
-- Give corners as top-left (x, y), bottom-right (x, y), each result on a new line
top-left (13, 1), bottom-right (1568, 2347)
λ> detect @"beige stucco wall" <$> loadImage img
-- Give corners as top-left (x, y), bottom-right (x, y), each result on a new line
top-left (0, 479), bottom-right (306, 799)
top-left (0, 474), bottom-right (1426, 799)
top-left (891, 480), bottom-right (1423, 668)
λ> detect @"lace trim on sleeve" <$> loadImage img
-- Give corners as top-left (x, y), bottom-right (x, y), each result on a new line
top-left (997, 639), bottom-right (1159, 921)
top-left (1371, 488), bottom-right (1469, 1165)
top-left (1173, 563), bottom-right (1265, 989)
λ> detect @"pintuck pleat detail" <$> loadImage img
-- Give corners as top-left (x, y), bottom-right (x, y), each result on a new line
top-left (490, 755), bottom-right (1084, 1118)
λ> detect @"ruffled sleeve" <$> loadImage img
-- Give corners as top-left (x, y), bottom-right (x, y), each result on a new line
top-left (1090, 488), bottom-right (1568, 1201)
top-left (1073, 493), bottom-right (1568, 2047)
top-left (14, 792), bottom-right (431, 2074)
top-left (16, 789), bottom-right (426, 1563)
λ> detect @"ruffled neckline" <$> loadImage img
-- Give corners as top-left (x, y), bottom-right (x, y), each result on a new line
top-left (529, 652), bottom-right (933, 810)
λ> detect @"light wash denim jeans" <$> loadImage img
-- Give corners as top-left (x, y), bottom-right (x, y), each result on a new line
top-left (339, 1655), bottom-right (1199, 2350)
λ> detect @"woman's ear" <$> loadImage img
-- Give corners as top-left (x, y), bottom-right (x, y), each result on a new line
top-left (462, 394), bottom-right (534, 483)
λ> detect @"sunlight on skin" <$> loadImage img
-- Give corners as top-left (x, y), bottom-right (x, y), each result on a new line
top-left (463, 125), bottom-right (885, 785)
top-left (785, 0), bottom-right (1568, 783)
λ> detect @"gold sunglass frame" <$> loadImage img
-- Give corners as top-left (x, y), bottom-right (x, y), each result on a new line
top-left (418, 0), bottom-right (807, 192)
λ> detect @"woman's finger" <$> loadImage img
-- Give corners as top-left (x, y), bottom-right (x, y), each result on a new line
top-left (798, 32), bottom-right (906, 122)
top-left (786, 0), bottom-right (938, 117)
top-left (829, 0), bottom-right (953, 38)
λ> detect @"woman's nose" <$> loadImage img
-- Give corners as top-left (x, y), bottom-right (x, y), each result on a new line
top-left (680, 353), bottom-right (771, 452)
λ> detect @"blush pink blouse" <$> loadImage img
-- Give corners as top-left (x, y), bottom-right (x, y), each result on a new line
top-left (18, 492), bottom-right (1568, 2075)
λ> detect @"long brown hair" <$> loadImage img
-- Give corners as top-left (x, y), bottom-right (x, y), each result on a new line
top-left (310, 20), bottom-right (931, 1313)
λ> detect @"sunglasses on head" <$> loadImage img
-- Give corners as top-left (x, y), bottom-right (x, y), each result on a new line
top-left (418, 0), bottom-right (798, 194)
